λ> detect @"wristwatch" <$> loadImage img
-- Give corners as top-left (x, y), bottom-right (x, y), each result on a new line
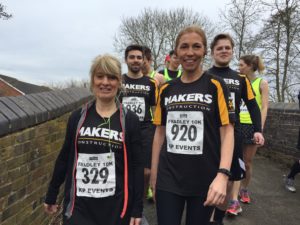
top-left (218, 168), bottom-right (232, 178)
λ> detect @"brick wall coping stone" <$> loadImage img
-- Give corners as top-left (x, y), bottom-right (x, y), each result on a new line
top-left (268, 102), bottom-right (299, 112)
top-left (0, 87), bottom-right (93, 137)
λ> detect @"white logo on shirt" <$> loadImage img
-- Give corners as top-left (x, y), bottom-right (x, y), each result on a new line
top-left (164, 93), bottom-right (212, 105)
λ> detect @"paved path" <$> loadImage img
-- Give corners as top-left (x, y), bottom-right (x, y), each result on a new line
top-left (144, 155), bottom-right (300, 225)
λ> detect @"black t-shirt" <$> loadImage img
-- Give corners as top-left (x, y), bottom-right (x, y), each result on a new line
top-left (208, 66), bottom-right (256, 124)
top-left (74, 105), bottom-right (125, 224)
top-left (153, 72), bottom-right (230, 196)
top-left (121, 74), bottom-right (158, 125)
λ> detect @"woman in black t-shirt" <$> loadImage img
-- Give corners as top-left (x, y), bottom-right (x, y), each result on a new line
top-left (150, 26), bottom-right (234, 225)
top-left (44, 55), bottom-right (144, 225)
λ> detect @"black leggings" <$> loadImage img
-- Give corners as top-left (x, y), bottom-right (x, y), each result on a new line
top-left (288, 160), bottom-right (300, 179)
top-left (156, 189), bottom-right (214, 225)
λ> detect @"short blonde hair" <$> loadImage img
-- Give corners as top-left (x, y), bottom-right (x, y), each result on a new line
top-left (89, 54), bottom-right (122, 91)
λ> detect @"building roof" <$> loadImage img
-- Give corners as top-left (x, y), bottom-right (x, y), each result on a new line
top-left (0, 74), bottom-right (52, 94)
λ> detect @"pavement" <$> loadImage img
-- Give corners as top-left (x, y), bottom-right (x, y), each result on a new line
top-left (143, 155), bottom-right (300, 225)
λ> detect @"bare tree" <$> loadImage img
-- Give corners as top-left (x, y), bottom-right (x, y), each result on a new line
top-left (219, 0), bottom-right (263, 60)
top-left (0, 3), bottom-right (12, 20)
top-left (46, 79), bottom-right (90, 90)
top-left (258, 0), bottom-right (300, 102)
top-left (114, 7), bottom-right (217, 70)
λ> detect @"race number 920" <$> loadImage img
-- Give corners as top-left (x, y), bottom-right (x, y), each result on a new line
top-left (171, 124), bottom-right (197, 142)
top-left (81, 167), bottom-right (109, 184)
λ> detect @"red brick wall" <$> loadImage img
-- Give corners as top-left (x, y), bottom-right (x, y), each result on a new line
top-left (0, 81), bottom-right (23, 97)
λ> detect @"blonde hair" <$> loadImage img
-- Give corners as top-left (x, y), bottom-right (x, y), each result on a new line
top-left (175, 25), bottom-right (207, 55)
top-left (240, 55), bottom-right (265, 74)
top-left (89, 54), bottom-right (122, 91)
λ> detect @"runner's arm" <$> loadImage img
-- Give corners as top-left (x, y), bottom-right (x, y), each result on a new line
top-left (44, 111), bottom-right (78, 205)
top-left (242, 77), bottom-right (262, 132)
top-left (260, 79), bottom-right (269, 130)
top-left (150, 125), bottom-right (166, 201)
top-left (204, 123), bottom-right (234, 206)
top-left (128, 112), bottom-right (144, 218)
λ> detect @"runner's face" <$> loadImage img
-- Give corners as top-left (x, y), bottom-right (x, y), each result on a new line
top-left (93, 73), bottom-right (120, 102)
top-left (126, 50), bottom-right (144, 73)
top-left (176, 32), bottom-right (205, 73)
top-left (212, 39), bottom-right (233, 67)
top-left (142, 57), bottom-right (151, 75)
top-left (169, 54), bottom-right (180, 69)
top-left (239, 60), bottom-right (252, 75)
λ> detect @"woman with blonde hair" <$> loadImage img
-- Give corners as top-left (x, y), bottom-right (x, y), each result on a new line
top-left (238, 55), bottom-right (269, 204)
top-left (150, 25), bottom-right (234, 225)
top-left (44, 54), bottom-right (144, 225)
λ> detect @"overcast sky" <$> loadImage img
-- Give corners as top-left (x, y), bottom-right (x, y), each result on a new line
top-left (0, 0), bottom-right (229, 85)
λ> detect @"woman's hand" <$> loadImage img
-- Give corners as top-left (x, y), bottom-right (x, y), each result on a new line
top-left (253, 132), bottom-right (264, 146)
top-left (149, 170), bottom-right (157, 202)
top-left (44, 203), bottom-right (60, 215)
top-left (204, 173), bottom-right (228, 206)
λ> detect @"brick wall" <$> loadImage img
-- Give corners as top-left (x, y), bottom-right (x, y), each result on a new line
top-left (0, 88), bottom-right (92, 225)
top-left (259, 102), bottom-right (300, 166)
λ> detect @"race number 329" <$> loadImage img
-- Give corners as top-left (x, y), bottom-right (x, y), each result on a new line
top-left (76, 153), bottom-right (116, 198)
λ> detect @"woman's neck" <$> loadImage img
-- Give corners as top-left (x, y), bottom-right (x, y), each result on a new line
top-left (181, 68), bottom-right (204, 83)
top-left (246, 72), bottom-right (256, 81)
top-left (95, 99), bottom-right (117, 118)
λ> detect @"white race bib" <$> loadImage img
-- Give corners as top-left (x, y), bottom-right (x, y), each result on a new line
top-left (229, 92), bottom-right (236, 110)
top-left (122, 96), bottom-right (146, 121)
top-left (239, 99), bottom-right (248, 113)
top-left (166, 111), bottom-right (204, 155)
top-left (76, 153), bottom-right (116, 198)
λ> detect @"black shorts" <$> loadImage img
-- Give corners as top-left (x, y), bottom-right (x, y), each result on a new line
top-left (63, 195), bottom-right (130, 225)
top-left (141, 124), bottom-right (156, 169)
top-left (230, 126), bottom-right (246, 181)
top-left (240, 123), bottom-right (255, 145)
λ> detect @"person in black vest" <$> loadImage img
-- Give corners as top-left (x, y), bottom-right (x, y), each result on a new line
top-left (44, 54), bottom-right (144, 225)
top-left (284, 90), bottom-right (300, 193)
top-left (208, 33), bottom-right (264, 224)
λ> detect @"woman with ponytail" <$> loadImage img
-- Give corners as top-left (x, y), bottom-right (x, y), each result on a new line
top-left (237, 55), bottom-right (269, 204)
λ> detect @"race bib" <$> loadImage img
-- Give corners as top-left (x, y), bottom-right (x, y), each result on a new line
top-left (229, 92), bottom-right (236, 110)
top-left (76, 153), bottom-right (116, 198)
top-left (122, 96), bottom-right (145, 121)
top-left (166, 111), bottom-right (204, 155)
top-left (239, 99), bottom-right (248, 113)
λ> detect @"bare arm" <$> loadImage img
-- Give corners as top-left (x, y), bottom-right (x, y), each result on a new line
top-left (219, 123), bottom-right (234, 170)
top-left (150, 125), bottom-right (166, 201)
top-left (260, 79), bottom-right (269, 130)
top-left (204, 123), bottom-right (234, 206)
top-left (151, 106), bottom-right (156, 117)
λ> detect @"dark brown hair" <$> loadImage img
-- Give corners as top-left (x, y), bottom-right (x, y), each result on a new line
top-left (210, 33), bottom-right (234, 51)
